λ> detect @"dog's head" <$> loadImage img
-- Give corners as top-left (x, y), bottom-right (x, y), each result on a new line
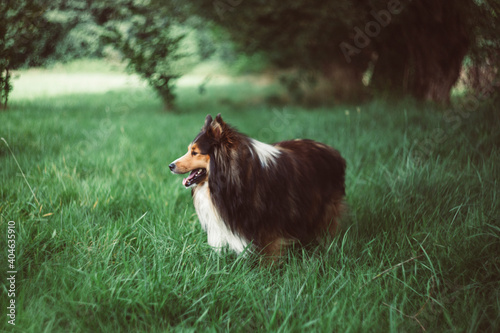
top-left (169, 114), bottom-right (228, 188)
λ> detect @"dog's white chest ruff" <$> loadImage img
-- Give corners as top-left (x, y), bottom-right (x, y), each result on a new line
top-left (193, 183), bottom-right (249, 254)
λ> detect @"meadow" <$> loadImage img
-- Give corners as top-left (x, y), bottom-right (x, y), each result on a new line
top-left (1, 63), bottom-right (499, 332)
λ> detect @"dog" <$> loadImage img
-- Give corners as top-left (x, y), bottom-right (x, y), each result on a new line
top-left (169, 114), bottom-right (346, 257)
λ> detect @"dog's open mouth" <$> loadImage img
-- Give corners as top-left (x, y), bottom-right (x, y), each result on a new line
top-left (182, 168), bottom-right (207, 187)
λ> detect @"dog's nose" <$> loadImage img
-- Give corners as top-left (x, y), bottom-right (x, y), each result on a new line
top-left (169, 163), bottom-right (175, 171)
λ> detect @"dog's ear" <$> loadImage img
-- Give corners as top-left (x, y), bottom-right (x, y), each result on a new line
top-left (209, 119), bottom-right (224, 142)
top-left (210, 114), bottom-right (227, 141)
top-left (215, 113), bottom-right (225, 126)
top-left (203, 114), bottom-right (224, 142)
top-left (203, 114), bottom-right (213, 130)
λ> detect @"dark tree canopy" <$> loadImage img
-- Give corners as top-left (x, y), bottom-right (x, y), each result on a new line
top-left (367, 0), bottom-right (480, 103)
top-left (197, 1), bottom-right (371, 102)
top-left (194, 0), bottom-right (500, 104)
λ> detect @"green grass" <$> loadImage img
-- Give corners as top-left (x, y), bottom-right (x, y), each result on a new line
top-left (1, 67), bottom-right (499, 332)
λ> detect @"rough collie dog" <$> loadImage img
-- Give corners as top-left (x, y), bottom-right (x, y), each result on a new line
top-left (169, 114), bottom-right (346, 257)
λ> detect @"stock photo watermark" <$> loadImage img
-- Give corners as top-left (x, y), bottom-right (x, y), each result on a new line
top-left (340, 0), bottom-right (412, 63)
top-left (257, 108), bottom-right (296, 143)
top-left (6, 220), bottom-right (17, 326)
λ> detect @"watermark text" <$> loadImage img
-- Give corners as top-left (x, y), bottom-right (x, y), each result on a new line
top-left (6, 221), bottom-right (17, 326)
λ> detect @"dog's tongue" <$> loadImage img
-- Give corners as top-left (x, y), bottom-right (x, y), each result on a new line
top-left (182, 170), bottom-right (197, 186)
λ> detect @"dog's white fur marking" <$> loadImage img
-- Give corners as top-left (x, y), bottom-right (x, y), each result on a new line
top-left (250, 139), bottom-right (281, 168)
top-left (193, 183), bottom-right (249, 254)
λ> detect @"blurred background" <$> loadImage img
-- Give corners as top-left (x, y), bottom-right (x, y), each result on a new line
top-left (1, 0), bottom-right (499, 110)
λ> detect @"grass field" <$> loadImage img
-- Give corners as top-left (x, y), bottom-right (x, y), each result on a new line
top-left (1, 65), bottom-right (499, 332)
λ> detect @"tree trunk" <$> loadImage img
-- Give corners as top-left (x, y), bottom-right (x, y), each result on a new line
top-left (405, 2), bottom-right (469, 105)
top-left (370, 38), bottom-right (409, 97)
top-left (323, 60), bottom-right (369, 103)
top-left (4, 67), bottom-right (10, 109)
top-left (370, 0), bottom-right (470, 105)
top-left (0, 67), bottom-right (11, 110)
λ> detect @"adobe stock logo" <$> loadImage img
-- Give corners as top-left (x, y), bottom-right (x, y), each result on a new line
top-left (340, 0), bottom-right (411, 63)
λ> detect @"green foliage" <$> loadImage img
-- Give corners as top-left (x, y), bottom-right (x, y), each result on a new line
top-left (95, 0), bottom-right (197, 110)
top-left (1, 69), bottom-right (499, 331)
top-left (49, 23), bottom-right (106, 62)
top-left (0, 0), bottom-right (79, 108)
top-left (0, 0), bottom-right (199, 110)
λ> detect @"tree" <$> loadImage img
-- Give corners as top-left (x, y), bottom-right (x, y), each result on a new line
top-left (1, 0), bottom-right (196, 111)
top-left (192, 0), bottom-right (499, 105)
top-left (368, 0), bottom-right (479, 104)
top-left (93, 0), bottom-right (197, 110)
top-left (195, 1), bottom-right (371, 103)
top-left (0, 0), bottom-right (79, 109)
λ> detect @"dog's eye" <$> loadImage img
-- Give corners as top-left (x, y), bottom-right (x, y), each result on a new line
top-left (191, 151), bottom-right (198, 156)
